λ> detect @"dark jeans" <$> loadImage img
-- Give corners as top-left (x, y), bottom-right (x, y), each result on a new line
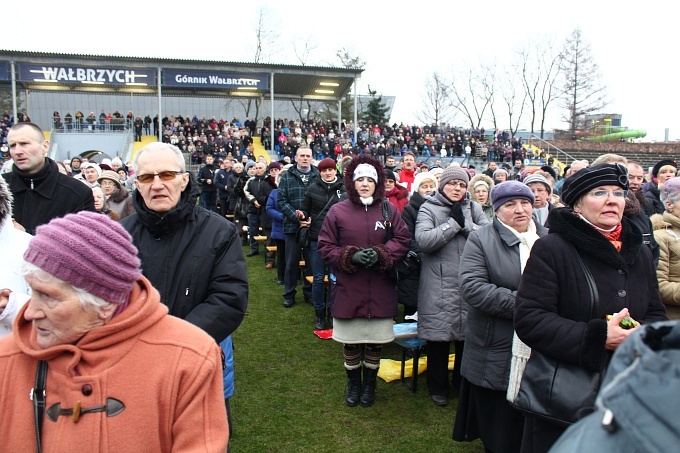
top-left (283, 233), bottom-right (311, 302)
top-left (309, 241), bottom-right (327, 311)
top-left (219, 196), bottom-right (230, 217)
top-left (201, 191), bottom-right (218, 213)
top-left (247, 212), bottom-right (261, 253)
top-left (274, 238), bottom-right (285, 282)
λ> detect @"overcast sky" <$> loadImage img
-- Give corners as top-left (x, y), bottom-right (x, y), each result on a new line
top-left (3, 1), bottom-right (677, 141)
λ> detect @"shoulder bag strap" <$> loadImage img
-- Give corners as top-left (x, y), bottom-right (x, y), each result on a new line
top-left (382, 200), bottom-right (393, 241)
top-left (570, 243), bottom-right (600, 317)
top-left (33, 360), bottom-right (48, 453)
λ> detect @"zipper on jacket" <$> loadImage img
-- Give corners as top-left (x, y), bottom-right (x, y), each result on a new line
top-left (185, 256), bottom-right (199, 296)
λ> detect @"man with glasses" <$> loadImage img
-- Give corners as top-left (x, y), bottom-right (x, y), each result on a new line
top-left (121, 143), bottom-right (249, 440)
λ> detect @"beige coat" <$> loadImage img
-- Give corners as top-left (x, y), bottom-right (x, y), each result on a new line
top-left (652, 211), bottom-right (680, 319)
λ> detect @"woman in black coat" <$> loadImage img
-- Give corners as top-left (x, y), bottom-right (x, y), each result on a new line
top-left (514, 164), bottom-right (668, 453)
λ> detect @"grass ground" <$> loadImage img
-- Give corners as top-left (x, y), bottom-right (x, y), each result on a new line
top-left (230, 245), bottom-right (484, 452)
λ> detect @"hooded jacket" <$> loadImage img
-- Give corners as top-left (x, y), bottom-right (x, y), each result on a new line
top-left (317, 156), bottom-right (410, 319)
top-left (3, 158), bottom-right (95, 234)
top-left (551, 320), bottom-right (680, 452)
top-left (415, 191), bottom-right (489, 342)
top-left (121, 176), bottom-right (248, 343)
top-left (469, 173), bottom-right (495, 222)
top-left (0, 176), bottom-right (32, 338)
top-left (0, 276), bottom-right (228, 451)
top-left (385, 182), bottom-right (409, 213)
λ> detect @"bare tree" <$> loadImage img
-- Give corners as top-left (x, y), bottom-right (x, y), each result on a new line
top-left (447, 63), bottom-right (495, 129)
top-left (335, 48), bottom-right (366, 123)
top-left (498, 67), bottom-right (527, 137)
top-left (416, 72), bottom-right (453, 126)
top-left (516, 37), bottom-right (560, 138)
top-left (231, 6), bottom-right (281, 134)
top-left (558, 28), bottom-right (608, 135)
top-left (289, 36), bottom-right (319, 123)
top-left (252, 6), bottom-right (280, 64)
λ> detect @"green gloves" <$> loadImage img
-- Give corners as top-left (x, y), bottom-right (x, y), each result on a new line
top-left (351, 248), bottom-right (379, 267)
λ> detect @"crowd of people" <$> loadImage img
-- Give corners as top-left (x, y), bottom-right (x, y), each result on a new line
top-left (2, 111), bottom-right (680, 451)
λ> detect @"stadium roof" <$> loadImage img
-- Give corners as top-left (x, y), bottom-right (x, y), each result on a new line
top-left (0, 50), bottom-right (363, 101)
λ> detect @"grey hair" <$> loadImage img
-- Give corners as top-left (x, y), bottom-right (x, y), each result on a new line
top-left (592, 154), bottom-right (628, 166)
top-left (133, 142), bottom-right (186, 174)
top-left (22, 262), bottom-right (114, 316)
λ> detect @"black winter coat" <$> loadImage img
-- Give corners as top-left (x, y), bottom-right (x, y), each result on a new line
top-left (299, 177), bottom-right (345, 241)
top-left (4, 158), bottom-right (95, 234)
top-left (397, 191), bottom-right (427, 308)
top-left (121, 178), bottom-right (249, 343)
top-left (197, 164), bottom-right (217, 193)
top-left (515, 208), bottom-right (668, 374)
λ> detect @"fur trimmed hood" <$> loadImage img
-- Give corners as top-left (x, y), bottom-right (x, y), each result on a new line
top-left (343, 155), bottom-right (385, 206)
top-left (468, 173), bottom-right (494, 204)
top-left (0, 175), bottom-right (12, 227)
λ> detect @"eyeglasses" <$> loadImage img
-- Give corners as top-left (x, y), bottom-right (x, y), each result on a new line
top-left (588, 189), bottom-right (628, 199)
top-left (446, 181), bottom-right (468, 189)
top-left (136, 171), bottom-right (183, 184)
top-left (99, 180), bottom-right (117, 188)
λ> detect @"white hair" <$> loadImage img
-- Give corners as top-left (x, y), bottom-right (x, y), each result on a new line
top-left (22, 262), bottom-right (114, 315)
top-left (133, 142), bottom-right (186, 174)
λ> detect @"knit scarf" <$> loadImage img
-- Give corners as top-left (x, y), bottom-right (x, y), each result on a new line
top-left (501, 219), bottom-right (540, 403)
top-left (578, 213), bottom-right (623, 252)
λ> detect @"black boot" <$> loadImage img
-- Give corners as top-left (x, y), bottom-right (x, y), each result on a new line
top-left (345, 368), bottom-right (362, 407)
top-left (360, 366), bottom-right (379, 407)
top-left (326, 307), bottom-right (333, 329)
top-left (314, 309), bottom-right (325, 330)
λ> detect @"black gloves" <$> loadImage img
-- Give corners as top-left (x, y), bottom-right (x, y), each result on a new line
top-left (351, 248), bottom-right (379, 267)
top-left (449, 202), bottom-right (466, 229)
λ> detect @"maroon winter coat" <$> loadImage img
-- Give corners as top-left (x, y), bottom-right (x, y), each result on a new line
top-left (317, 155), bottom-right (410, 319)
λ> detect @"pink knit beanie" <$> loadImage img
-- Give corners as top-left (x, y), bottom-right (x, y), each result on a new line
top-left (24, 211), bottom-right (141, 304)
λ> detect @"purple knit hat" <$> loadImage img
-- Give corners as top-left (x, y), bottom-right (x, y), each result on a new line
top-left (490, 181), bottom-right (535, 211)
top-left (24, 211), bottom-right (141, 304)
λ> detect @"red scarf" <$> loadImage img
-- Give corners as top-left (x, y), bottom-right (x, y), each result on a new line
top-left (601, 223), bottom-right (623, 251)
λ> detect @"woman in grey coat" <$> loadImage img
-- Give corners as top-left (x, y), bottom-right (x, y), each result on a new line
top-left (415, 165), bottom-right (489, 406)
top-left (452, 181), bottom-right (547, 452)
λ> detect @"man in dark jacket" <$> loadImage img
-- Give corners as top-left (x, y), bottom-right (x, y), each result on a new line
top-left (197, 154), bottom-right (218, 213)
top-left (121, 142), bottom-right (248, 343)
top-left (244, 161), bottom-right (275, 257)
top-left (277, 146), bottom-right (318, 307)
top-left (4, 122), bottom-right (94, 234)
top-left (121, 143), bottom-right (248, 442)
top-left (215, 158), bottom-right (233, 217)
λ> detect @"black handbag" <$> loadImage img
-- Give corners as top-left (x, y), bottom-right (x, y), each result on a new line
top-left (296, 225), bottom-right (311, 248)
top-left (512, 244), bottom-right (605, 428)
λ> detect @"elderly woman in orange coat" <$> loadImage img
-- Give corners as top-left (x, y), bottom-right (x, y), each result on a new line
top-left (0, 211), bottom-right (227, 451)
